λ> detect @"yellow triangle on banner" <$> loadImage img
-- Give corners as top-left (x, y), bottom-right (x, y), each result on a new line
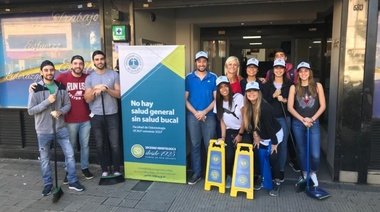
top-left (161, 46), bottom-right (185, 79)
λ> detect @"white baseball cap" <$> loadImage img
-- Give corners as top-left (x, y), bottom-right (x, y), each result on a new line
top-left (246, 58), bottom-right (259, 67)
top-left (245, 81), bottom-right (260, 91)
top-left (216, 76), bottom-right (229, 86)
top-left (273, 58), bottom-right (286, 67)
top-left (195, 51), bottom-right (208, 61)
top-left (297, 61), bottom-right (311, 71)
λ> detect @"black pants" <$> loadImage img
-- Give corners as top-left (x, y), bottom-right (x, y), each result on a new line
top-left (225, 129), bottom-right (238, 176)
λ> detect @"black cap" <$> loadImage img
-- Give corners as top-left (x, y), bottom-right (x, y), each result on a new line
top-left (71, 55), bottom-right (84, 63)
top-left (40, 60), bottom-right (55, 70)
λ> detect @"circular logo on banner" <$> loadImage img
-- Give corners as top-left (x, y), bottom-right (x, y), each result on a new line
top-left (124, 53), bottom-right (143, 74)
top-left (239, 159), bottom-right (248, 169)
top-left (131, 144), bottom-right (145, 158)
top-left (238, 175), bottom-right (248, 185)
top-left (211, 170), bottom-right (220, 180)
top-left (211, 154), bottom-right (220, 164)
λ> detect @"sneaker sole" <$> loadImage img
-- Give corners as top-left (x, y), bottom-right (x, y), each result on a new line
top-left (187, 178), bottom-right (201, 185)
top-left (82, 174), bottom-right (94, 180)
top-left (69, 186), bottom-right (84, 192)
top-left (63, 181), bottom-right (69, 185)
top-left (42, 191), bottom-right (52, 196)
top-left (269, 192), bottom-right (279, 197)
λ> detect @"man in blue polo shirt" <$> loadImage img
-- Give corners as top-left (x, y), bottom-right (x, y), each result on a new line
top-left (185, 51), bottom-right (217, 185)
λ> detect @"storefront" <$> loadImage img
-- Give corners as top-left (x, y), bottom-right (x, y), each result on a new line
top-left (0, 0), bottom-right (379, 184)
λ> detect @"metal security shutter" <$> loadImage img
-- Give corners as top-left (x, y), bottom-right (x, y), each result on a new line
top-left (0, 109), bottom-right (22, 146)
top-left (21, 109), bottom-right (38, 148)
top-left (369, 120), bottom-right (380, 170)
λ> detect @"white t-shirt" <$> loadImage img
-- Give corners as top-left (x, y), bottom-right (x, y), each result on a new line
top-left (214, 93), bottom-right (244, 130)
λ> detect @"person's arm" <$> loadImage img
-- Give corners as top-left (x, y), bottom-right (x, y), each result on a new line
top-left (220, 118), bottom-right (226, 140)
top-left (202, 90), bottom-right (216, 115)
top-left (105, 83), bottom-right (121, 99)
top-left (311, 83), bottom-right (326, 121)
top-left (287, 85), bottom-right (303, 122)
top-left (28, 89), bottom-right (54, 116)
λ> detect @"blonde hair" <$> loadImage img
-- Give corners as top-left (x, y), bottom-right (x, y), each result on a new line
top-left (224, 56), bottom-right (240, 76)
top-left (295, 69), bottom-right (317, 98)
top-left (243, 90), bottom-right (262, 132)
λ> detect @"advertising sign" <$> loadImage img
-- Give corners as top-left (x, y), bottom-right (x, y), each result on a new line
top-left (119, 46), bottom-right (186, 183)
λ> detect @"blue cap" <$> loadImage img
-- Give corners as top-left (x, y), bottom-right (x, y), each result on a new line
top-left (297, 61), bottom-right (311, 71)
top-left (216, 76), bottom-right (229, 86)
top-left (195, 51), bottom-right (208, 61)
top-left (273, 58), bottom-right (286, 67)
top-left (246, 58), bottom-right (259, 67)
top-left (245, 81), bottom-right (260, 91)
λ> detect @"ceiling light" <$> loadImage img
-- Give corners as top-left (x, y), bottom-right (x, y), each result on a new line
top-left (243, 36), bottom-right (261, 39)
top-left (249, 43), bottom-right (262, 45)
top-left (313, 41), bottom-right (321, 44)
top-left (87, 2), bottom-right (93, 7)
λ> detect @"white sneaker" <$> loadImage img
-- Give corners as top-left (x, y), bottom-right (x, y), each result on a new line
top-left (102, 172), bottom-right (109, 177)
top-left (310, 173), bottom-right (318, 187)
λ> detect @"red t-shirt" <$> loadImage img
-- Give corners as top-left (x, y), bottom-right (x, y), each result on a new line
top-left (230, 76), bottom-right (242, 94)
top-left (56, 72), bottom-right (90, 123)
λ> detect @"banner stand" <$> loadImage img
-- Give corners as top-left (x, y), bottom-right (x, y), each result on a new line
top-left (230, 143), bottom-right (254, 199)
top-left (204, 139), bottom-right (226, 194)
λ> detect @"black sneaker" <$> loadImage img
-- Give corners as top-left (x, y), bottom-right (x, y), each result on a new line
top-left (269, 182), bottom-right (281, 197)
top-left (63, 172), bottom-right (68, 185)
top-left (42, 184), bottom-right (53, 196)
top-left (68, 181), bottom-right (85, 192)
top-left (289, 161), bottom-right (301, 172)
top-left (279, 171), bottom-right (284, 183)
top-left (187, 174), bottom-right (201, 185)
top-left (254, 176), bottom-right (262, 191)
top-left (82, 168), bottom-right (94, 180)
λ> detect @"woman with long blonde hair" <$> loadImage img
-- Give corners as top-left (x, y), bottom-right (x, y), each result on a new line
top-left (224, 56), bottom-right (243, 94)
top-left (243, 81), bottom-right (283, 197)
top-left (287, 62), bottom-right (326, 188)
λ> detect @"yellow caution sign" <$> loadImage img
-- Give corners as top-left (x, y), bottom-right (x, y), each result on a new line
top-left (204, 139), bottom-right (226, 194)
top-left (230, 143), bottom-right (254, 199)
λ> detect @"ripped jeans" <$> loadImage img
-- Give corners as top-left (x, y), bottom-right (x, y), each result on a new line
top-left (37, 127), bottom-right (77, 186)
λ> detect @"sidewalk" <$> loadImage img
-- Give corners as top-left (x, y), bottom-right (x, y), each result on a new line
top-left (0, 158), bottom-right (379, 212)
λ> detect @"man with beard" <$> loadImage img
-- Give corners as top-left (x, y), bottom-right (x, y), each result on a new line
top-left (185, 51), bottom-right (217, 185)
top-left (30, 55), bottom-right (94, 183)
top-left (28, 60), bottom-right (85, 196)
top-left (56, 55), bottom-right (94, 182)
top-left (84, 50), bottom-right (122, 177)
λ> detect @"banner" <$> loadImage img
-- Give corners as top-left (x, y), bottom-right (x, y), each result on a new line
top-left (119, 46), bottom-right (186, 183)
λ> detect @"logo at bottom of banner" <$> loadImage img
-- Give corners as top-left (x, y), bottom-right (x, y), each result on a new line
top-left (207, 150), bottom-right (222, 183)
top-left (234, 154), bottom-right (251, 189)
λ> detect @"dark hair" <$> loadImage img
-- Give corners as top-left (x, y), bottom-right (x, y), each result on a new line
top-left (40, 60), bottom-right (55, 70)
top-left (92, 50), bottom-right (106, 60)
top-left (274, 48), bottom-right (286, 57)
top-left (71, 55), bottom-right (84, 63)
top-left (216, 82), bottom-right (233, 120)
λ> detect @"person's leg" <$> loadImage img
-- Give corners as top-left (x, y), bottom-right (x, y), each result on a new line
top-left (37, 134), bottom-right (53, 186)
top-left (225, 129), bottom-right (237, 176)
top-left (276, 118), bottom-right (289, 172)
top-left (91, 115), bottom-right (108, 173)
top-left (106, 114), bottom-right (121, 173)
top-left (309, 120), bottom-right (321, 172)
top-left (187, 114), bottom-right (202, 177)
top-left (78, 121), bottom-right (91, 170)
top-left (57, 127), bottom-right (78, 184)
top-left (66, 123), bottom-right (79, 153)
top-left (201, 115), bottom-right (217, 152)
top-left (292, 119), bottom-right (307, 176)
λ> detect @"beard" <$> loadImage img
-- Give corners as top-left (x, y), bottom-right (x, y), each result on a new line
top-left (71, 68), bottom-right (83, 76)
top-left (94, 62), bottom-right (106, 70)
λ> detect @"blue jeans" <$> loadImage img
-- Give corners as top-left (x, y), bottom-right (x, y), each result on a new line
top-left (37, 127), bottom-right (77, 185)
top-left (66, 121), bottom-right (91, 170)
top-left (276, 117), bottom-right (291, 171)
top-left (292, 119), bottom-right (321, 172)
top-left (187, 114), bottom-right (216, 177)
top-left (91, 114), bottom-right (121, 173)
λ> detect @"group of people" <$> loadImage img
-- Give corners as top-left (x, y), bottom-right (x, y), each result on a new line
top-left (28, 50), bottom-right (122, 196)
top-left (186, 49), bottom-right (326, 197)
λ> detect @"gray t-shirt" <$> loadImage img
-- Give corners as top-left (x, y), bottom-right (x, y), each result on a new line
top-left (85, 70), bottom-right (120, 115)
